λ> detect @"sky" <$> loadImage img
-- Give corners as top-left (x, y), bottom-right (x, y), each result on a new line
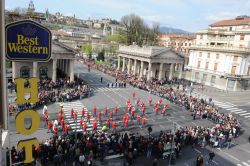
top-left (5, 0), bottom-right (250, 32)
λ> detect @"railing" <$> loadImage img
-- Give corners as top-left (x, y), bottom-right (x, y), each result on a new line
top-left (191, 45), bottom-right (250, 53)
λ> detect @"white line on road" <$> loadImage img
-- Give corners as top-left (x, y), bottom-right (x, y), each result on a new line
top-left (230, 109), bottom-right (243, 112)
top-left (239, 112), bottom-right (250, 116)
top-left (184, 163), bottom-right (189, 166)
top-left (242, 162), bottom-right (250, 166)
top-left (226, 108), bottom-right (241, 110)
top-left (221, 151), bottom-right (240, 162)
top-left (194, 148), bottom-right (201, 154)
top-left (191, 122), bottom-right (196, 125)
top-left (234, 111), bottom-right (247, 114)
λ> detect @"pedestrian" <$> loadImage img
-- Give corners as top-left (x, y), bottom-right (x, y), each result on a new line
top-left (71, 108), bottom-right (74, 118)
top-left (142, 106), bottom-right (145, 115)
top-left (112, 121), bottom-right (117, 132)
top-left (64, 124), bottom-right (69, 135)
top-left (79, 153), bottom-right (85, 166)
top-left (132, 92), bottom-right (136, 98)
top-left (162, 107), bottom-right (166, 116)
top-left (114, 107), bottom-right (118, 116)
top-left (148, 98), bottom-right (152, 105)
top-left (47, 120), bottom-right (52, 133)
top-left (100, 77), bottom-right (103, 83)
top-left (81, 107), bottom-right (85, 118)
top-left (106, 118), bottom-right (111, 128)
top-left (110, 111), bottom-right (113, 119)
top-left (141, 117), bottom-right (146, 127)
top-left (98, 111), bottom-right (102, 123)
top-left (136, 115), bottom-right (141, 125)
top-left (83, 122), bottom-right (88, 132)
top-left (93, 106), bottom-right (97, 117)
top-left (86, 112), bottom-right (90, 123)
top-left (93, 118), bottom-right (97, 131)
top-left (104, 107), bottom-right (108, 117)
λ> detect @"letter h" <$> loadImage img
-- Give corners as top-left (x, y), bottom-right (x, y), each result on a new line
top-left (15, 78), bottom-right (39, 104)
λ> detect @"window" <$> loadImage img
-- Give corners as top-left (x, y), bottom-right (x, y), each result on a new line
top-left (185, 43), bottom-right (187, 46)
top-left (216, 54), bottom-right (219, 59)
top-left (205, 62), bottom-right (209, 69)
top-left (197, 61), bottom-right (201, 68)
top-left (202, 74), bottom-right (207, 82)
top-left (199, 52), bottom-right (202, 57)
top-left (195, 72), bottom-right (199, 80)
top-left (200, 35), bottom-right (203, 39)
top-left (39, 66), bottom-right (48, 80)
top-left (231, 66), bottom-right (237, 74)
top-left (20, 66), bottom-right (30, 78)
top-left (214, 63), bottom-right (218, 71)
top-left (207, 53), bottom-right (210, 58)
top-left (240, 34), bottom-right (245, 40)
top-left (189, 43), bottom-right (191, 46)
top-left (211, 76), bottom-right (216, 84)
top-left (233, 56), bottom-right (238, 61)
top-left (229, 27), bottom-right (232, 31)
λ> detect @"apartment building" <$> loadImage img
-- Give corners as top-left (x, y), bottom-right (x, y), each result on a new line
top-left (186, 15), bottom-right (250, 91)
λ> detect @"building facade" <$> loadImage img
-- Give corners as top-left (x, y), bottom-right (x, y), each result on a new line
top-left (117, 45), bottom-right (184, 81)
top-left (12, 41), bottom-right (76, 82)
top-left (186, 16), bottom-right (250, 91)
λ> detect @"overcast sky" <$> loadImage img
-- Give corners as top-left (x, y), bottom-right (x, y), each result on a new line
top-left (5, 0), bottom-right (250, 32)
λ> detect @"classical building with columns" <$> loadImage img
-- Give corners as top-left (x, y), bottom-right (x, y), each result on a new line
top-left (12, 41), bottom-right (76, 82)
top-left (117, 45), bottom-right (185, 81)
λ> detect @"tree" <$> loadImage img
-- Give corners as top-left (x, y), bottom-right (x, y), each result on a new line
top-left (96, 49), bottom-right (105, 61)
top-left (82, 43), bottom-right (92, 59)
top-left (120, 14), bottom-right (160, 46)
top-left (105, 34), bottom-right (126, 44)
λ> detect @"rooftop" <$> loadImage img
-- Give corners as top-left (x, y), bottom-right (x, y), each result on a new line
top-left (210, 15), bottom-right (250, 27)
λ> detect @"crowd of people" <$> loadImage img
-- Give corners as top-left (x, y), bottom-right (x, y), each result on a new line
top-left (8, 78), bottom-right (92, 115)
top-left (8, 59), bottom-right (242, 166)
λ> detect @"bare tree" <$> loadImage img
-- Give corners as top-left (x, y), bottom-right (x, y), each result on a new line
top-left (120, 14), bottom-right (160, 46)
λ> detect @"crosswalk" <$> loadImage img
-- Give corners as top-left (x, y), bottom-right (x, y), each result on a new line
top-left (92, 87), bottom-right (127, 92)
top-left (59, 101), bottom-right (102, 132)
top-left (237, 160), bottom-right (250, 166)
top-left (213, 100), bottom-right (250, 119)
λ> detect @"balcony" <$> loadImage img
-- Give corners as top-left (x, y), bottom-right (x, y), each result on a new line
top-left (225, 74), bottom-right (250, 79)
top-left (191, 45), bottom-right (250, 54)
top-left (207, 37), bottom-right (234, 42)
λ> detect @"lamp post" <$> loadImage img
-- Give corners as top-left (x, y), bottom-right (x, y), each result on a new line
top-left (1, 0), bottom-right (8, 165)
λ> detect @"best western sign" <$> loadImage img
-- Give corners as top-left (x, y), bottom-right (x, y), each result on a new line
top-left (5, 20), bottom-right (52, 163)
top-left (6, 20), bottom-right (51, 61)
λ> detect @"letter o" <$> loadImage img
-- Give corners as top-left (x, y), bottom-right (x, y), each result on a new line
top-left (15, 110), bottom-right (40, 135)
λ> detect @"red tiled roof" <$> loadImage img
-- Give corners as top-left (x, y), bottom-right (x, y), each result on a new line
top-left (210, 17), bottom-right (250, 27)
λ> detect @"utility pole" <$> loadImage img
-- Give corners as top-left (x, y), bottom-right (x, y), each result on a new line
top-left (1, 0), bottom-right (8, 166)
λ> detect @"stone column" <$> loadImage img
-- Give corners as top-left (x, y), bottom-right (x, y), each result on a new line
top-left (63, 60), bottom-right (66, 73)
top-left (12, 61), bottom-right (17, 81)
top-left (147, 62), bottom-right (152, 81)
top-left (52, 59), bottom-right (57, 82)
top-left (127, 58), bottom-right (131, 74)
top-left (140, 61), bottom-right (144, 78)
top-left (178, 64), bottom-right (183, 79)
top-left (122, 57), bottom-right (126, 72)
top-left (133, 59), bottom-right (137, 75)
top-left (169, 63), bottom-right (174, 80)
top-left (158, 63), bottom-right (164, 80)
top-left (65, 60), bottom-right (68, 74)
top-left (33, 62), bottom-right (38, 77)
top-left (69, 60), bottom-right (74, 82)
top-left (117, 56), bottom-right (121, 70)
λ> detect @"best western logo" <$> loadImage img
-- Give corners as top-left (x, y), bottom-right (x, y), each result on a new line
top-left (7, 34), bottom-right (48, 54)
